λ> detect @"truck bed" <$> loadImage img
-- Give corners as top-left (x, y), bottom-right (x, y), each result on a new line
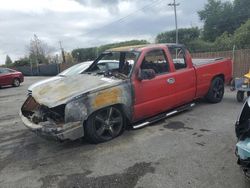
top-left (192, 58), bottom-right (224, 66)
top-left (193, 57), bottom-right (232, 98)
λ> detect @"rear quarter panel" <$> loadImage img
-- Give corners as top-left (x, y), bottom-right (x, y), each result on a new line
top-left (194, 58), bottom-right (232, 98)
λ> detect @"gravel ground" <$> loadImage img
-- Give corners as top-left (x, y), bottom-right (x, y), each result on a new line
top-left (0, 76), bottom-right (249, 188)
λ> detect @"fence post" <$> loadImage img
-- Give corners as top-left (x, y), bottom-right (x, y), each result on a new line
top-left (232, 45), bottom-right (236, 77)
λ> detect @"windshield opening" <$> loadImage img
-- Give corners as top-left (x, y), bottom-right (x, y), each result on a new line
top-left (86, 51), bottom-right (139, 79)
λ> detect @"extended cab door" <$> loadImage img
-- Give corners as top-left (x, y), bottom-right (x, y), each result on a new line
top-left (132, 48), bottom-right (177, 121)
top-left (168, 46), bottom-right (196, 106)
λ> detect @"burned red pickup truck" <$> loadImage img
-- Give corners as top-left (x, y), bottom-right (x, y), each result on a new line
top-left (20, 44), bottom-right (232, 143)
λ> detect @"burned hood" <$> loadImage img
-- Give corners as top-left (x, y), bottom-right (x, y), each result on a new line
top-left (28, 76), bottom-right (63, 92)
top-left (31, 74), bottom-right (121, 108)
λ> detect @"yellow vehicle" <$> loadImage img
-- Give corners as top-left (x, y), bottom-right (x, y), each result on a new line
top-left (235, 70), bottom-right (250, 102)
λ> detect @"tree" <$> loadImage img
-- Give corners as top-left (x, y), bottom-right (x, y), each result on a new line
top-left (64, 52), bottom-right (75, 64)
top-left (233, 0), bottom-right (250, 29)
top-left (5, 55), bottom-right (12, 66)
top-left (233, 19), bottom-right (250, 49)
top-left (198, 0), bottom-right (250, 42)
top-left (72, 47), bottom-right (97, 62)
top-left (214, 32), bottom-right (233, 51)
top-left (98, 40), bottom-right (149, 53)
top-left (13, 57), bottom-right (30, 66)
top-left (71, 40), bottom-right (149, 62)
top-left (155, 27), bottom-right (200, 45)
top-left (28, 34), bottom-right (52, 65)
top-left (198, 0), bottom-right (235, 42)
top-left (187, 39), bottom-right (214, 53)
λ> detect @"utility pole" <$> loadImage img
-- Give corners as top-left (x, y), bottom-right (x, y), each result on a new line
top-left (168, 0), bottom-right (180, 44)
top-left (59, 41), bottom-right (66, 64)
top-left (34, 34), bottom-right (40, 75)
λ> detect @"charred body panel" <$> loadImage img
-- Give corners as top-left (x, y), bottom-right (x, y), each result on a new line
top-left (30, 74), bottom-right (122, 108)
top-left (20, 96), bottom-right (84, 141)
top-left (235, 99), bottom-right (250, 176)
top-left (20, 77), bottom-right (133, 141)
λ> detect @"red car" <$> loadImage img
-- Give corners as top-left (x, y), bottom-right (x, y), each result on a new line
top-left (0, 67), bottom-right (24, 88)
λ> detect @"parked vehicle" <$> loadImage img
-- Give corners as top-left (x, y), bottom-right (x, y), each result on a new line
top-left (28, 60), bottom-right (119, 95)
top-left (235, 98), bottom-right (250, 178)
top-left (232, 71), bottom-right (250, 102)
top-left (20, 44), bottom-right (232, 143)
top-left (0, 67), bottom-right (24, 88)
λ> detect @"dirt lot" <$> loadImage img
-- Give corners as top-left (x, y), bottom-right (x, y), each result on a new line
top-left (0, 77), bottom-right (249, 188)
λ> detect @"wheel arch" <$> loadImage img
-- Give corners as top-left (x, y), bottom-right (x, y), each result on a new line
top-left (13, 77), bottom-right (21, 83)
top-left (83, 103), bottom-right (132, 128)
top-left (205, 74), bottom-right (225, 103)
top-left (82, 103), bottom-right (131, 143)
top-left (13, 77), bottom-right (20, 81)
top-left (212, 74), bottom-right (225, 82)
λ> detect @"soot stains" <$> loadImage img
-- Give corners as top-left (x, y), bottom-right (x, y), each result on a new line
top-left (39, 174), bottom-right (63, 188)
top-left (196, 142), bottom-right (206, 147)
top-left (163, 121), bottom-right (193, 131)
top-left (58, 162), bottom-right (155, 188)
top-left (199, 129), bottom-right (210, 132)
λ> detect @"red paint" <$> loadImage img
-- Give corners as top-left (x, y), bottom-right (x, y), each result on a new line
top-left (131, 44), bottom-right (232, 121)
top-left (0, 68), bottom-right (24, 87)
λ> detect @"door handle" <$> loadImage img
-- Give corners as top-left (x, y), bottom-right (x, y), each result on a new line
top-left (167, 78), bottom-right (175, 84)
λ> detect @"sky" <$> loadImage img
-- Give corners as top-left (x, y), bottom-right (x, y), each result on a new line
top-left (0, 0), bottom-right (230, 64)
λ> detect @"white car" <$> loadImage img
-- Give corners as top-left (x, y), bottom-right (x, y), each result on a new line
top-left (28, 60), bottom-right (119, 95)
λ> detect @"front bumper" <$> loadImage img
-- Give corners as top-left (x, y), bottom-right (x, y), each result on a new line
top-left (20, 111), bottom-right (84, 141)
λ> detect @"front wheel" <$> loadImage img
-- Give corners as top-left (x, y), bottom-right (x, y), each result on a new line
top-left (85, 106), bottom-right (125, 143)
top-left (206, 77), bottom-right (224, 103)
top-left (13, 78), bottom-right (20, 87)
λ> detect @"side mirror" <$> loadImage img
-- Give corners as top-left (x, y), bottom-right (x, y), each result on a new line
top-left (138, 69), bottom-right (156, 81)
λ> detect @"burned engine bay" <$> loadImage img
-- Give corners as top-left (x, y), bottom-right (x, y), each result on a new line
top-left (21, 96), bottom-right (66, 133)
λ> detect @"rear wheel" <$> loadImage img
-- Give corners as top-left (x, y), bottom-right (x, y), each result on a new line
top-left (206, 77), bottom-right (224, 103)
top-left (237, 91), bottom-right (244, 102)
top-left (85, 106), bottom-right (125, 143)
top-left (13, 78), bottom-right (20, 87)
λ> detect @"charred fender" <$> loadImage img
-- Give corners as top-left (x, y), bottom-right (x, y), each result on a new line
top-left (20, 80), bottom-right (132, 141)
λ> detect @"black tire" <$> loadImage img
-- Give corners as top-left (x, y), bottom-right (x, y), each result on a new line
top-left (85, 106), bottom-right (125, 143)
top-left (206, 77), bottom-right (224, 103)
top-left (13, 78), bottom-right (20, 87)
top-left (247, 91), bottom-right (250, 97)
top-left (237, 91), bottom-right (244, 102)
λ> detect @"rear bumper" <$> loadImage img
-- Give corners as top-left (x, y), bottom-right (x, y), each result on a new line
top-left (20, 111), bottom-right (84, 141)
